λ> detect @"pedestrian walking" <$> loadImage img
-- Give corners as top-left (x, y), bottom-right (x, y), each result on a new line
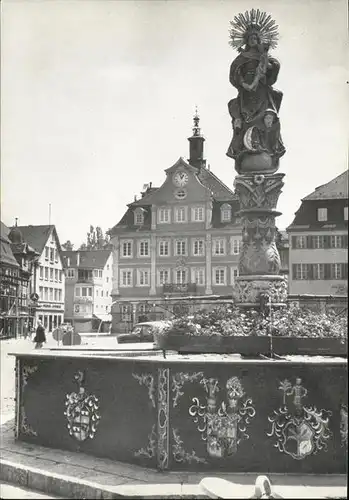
top-left (33, 320), bottom-right (46, 349)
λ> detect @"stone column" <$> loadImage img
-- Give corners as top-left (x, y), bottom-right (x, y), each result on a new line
top-left (232, 173), bottom-right (287, 307)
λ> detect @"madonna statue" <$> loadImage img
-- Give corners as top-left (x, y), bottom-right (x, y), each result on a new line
top-left (226, 9), bottom-right (285, 173)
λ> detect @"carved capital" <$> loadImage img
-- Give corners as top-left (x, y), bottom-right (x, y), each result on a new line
top-left (234, 173), bottom-right (285, 211)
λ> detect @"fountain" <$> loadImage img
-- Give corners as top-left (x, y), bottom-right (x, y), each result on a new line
top-left (9, 10), bottom-right (347, 475)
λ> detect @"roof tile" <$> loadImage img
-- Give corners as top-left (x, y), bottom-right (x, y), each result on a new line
top-left (303, 170), bottom-right (348, 201)
top-left (62, 250), bottom-right (112, 269)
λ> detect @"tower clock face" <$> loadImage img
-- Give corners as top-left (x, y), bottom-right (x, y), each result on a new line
top-left (173, 171), bottom-right (189, 187)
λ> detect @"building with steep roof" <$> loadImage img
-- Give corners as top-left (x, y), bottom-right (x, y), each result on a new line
top-left (108, 114), bottom-right (242, 331)
top-left (14, 224), bottom-right (66, 331)
top-left (287, 170), bottom-right (348, 304)
top-left (62, 250), bottom-right (113, 332)
top-left (0, 221), bottom-right (39, 337)
top-left (1, 221), bottom-right (20, 337)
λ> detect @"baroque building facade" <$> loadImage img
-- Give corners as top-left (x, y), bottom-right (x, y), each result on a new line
top-left (62, 250), bottom-right (113, 332)
top-left (109, 115), bottom-right (242, 332)
top-left (287, 170), bottom-right (348, 309)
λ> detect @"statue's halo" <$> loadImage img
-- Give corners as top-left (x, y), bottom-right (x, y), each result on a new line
top-left (229, 9), bottom-right (279, 50)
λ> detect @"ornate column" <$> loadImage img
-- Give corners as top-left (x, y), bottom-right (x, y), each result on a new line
top-left (227, 9), bottom-right (288, 308)
top-left (232, 173), bottom-right (287, 306)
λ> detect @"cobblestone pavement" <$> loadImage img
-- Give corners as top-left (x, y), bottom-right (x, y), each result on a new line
top-left (0, 482), bottom-right (60, 499)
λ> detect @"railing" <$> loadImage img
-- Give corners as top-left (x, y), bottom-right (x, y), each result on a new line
top-left (163, 283), bottom-right (197, 296)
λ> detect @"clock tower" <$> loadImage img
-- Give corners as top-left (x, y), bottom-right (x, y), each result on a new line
top-left (188, 108), bottom-right (206, 170)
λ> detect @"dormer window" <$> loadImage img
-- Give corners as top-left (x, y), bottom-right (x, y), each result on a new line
top-left (134, 208), bottom-right (145, 225)
top-left (317, 208), bottom-right (327, 222)
top-left (221, 203), bottom-right (232, 222)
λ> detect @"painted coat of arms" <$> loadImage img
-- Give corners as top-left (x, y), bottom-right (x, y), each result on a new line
top-left (267, 378), bottom-right (332, 460)
top-left (340, 405), bottom-right (347, 448)
top-left (189, 376), bottom-right (255, 458)
top-left (64, 371), bottom-right (101, 442)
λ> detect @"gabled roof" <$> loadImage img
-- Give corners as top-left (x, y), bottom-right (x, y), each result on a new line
top-left (198, 168), bottom-right (237, 201)
top-left (303, 170), bottom-right (348, 201)
top-left (0, 222), bottom-right (20, 268)
top-left (14, 225), bottom-right (65, 266)
top-left (129, 164), bottom-right (236, 208)
top-left (15, 225), bottom-right (56, 255)
top-left (62, 250), bottom-right (112, 269)
top-left (164, 157), bottom-right (198, 174)
top-left (0, 221), bottom-right (10, 242)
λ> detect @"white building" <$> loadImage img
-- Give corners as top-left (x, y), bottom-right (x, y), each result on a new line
top-left (287, 170), bottom-right (348, 307)
top-left (62, 250), bottom-right (113, 332)
top-left (16, 225), bottom-right (66, 330)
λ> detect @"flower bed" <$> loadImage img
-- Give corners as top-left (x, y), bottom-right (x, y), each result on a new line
top-left (153, 305), bottom-right (347, 356)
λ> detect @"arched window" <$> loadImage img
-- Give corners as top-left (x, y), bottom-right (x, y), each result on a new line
top-left (220, 203), bottom-right (232, 222)
top-left (134, 208), bottom-right (145, 225)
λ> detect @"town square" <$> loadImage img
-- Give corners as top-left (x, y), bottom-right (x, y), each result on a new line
top-left (0, 1), bottom-right (347, 498)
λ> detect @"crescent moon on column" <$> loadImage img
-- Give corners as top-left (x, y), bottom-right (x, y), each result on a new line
top-left (243, 126), bottom-right (258, 151)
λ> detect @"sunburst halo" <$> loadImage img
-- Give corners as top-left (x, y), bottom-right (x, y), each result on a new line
top-left (229, 8), bottom-right (279, 51)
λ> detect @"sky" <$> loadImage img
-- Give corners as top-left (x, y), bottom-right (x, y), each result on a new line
top-left (1, 0), bottom-right (348, 247)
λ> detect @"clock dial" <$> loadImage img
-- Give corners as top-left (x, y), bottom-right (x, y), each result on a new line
top-left (173, 171), bottom-right (189, 187)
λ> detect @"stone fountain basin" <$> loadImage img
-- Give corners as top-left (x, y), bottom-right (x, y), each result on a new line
top-left (10, 348), bottom-right (347, 474)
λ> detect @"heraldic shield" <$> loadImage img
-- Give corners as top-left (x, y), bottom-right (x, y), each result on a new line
top-left (189, 376), bottom-right (255, 458)
top-left (267, 377), bottom-right (332, 460)
top-left (64, 370), bottom-right (101, 442)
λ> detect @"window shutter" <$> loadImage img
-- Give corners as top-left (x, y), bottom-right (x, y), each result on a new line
top-left (292, 236), bottom-right (297, 249)
top-left (324, 263), bottom-right (331, 280)
top-left (292, 264), bottom-right (297, 280)
top-left (306, 236), bottom-right (312, 249)
top-left (342, 263), bottom-right (348, 279)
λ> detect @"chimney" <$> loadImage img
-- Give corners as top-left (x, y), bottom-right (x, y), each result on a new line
top-left (76, 252), bottom-right (80, 267)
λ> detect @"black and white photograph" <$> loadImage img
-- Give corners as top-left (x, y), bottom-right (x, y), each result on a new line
top-left (0, 0), bottom-right (347, 498)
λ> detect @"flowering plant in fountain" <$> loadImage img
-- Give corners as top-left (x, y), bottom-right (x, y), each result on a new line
top-left (160, 304), bottom-right (347, 339)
